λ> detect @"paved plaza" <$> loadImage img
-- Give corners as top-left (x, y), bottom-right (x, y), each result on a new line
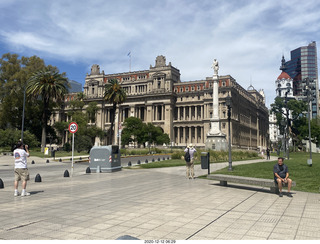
top-left (0, 155), bottom-right (319, 240)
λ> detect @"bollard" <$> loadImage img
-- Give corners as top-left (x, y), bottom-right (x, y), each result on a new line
top-left (80, 157), bottom-right (82, 160)
top-left (128, 161), bottom-right (132, 166)
top-left (64, 170), bottom-right (70, 177)
top-left (31, 160), bottom-right (35, 164)
top-left (145, 159), bottom-right (148, 164)
top-left (96, 165), bottom-right (101, 173)
top-left (46, 159), bottom-right (49, 163)
top-left (0, 178), bottom-right (4, 189)
top-left (137, 160), bottom-right (141, 165)
top-left (59, 158), bottom-right (62, 162)
top-left (35, 174), bottom-right (42, 182)
top-left (86, 167), bottom-right (91, 174)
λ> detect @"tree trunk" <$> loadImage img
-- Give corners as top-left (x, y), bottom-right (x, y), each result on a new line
top-left (41, 100), bottom-right (49, 152)
top-left (41, 125), bottom-right (46, 152)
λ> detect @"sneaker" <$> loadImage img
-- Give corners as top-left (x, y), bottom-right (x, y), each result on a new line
top-left (287, 192), bottom-right (293, 198)
top-left (279, 192), bottom-right (283, 197)
top-left (14, 191), bottom-right (19, 197)
top-left (21, 192), bottom-right (30, 197)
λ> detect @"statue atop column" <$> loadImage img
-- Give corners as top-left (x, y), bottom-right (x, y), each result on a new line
top-left (211, 59), bottom-right (219, 76)
top-left (206, 58), bottom-right (227, 151)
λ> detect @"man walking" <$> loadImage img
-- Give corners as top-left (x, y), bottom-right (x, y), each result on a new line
top-left (13, 141), bottom-right (30, 197)
top-left (266, 148), bottom-right (270, 160)
top-left (184, 144), bottom-right (196, 179)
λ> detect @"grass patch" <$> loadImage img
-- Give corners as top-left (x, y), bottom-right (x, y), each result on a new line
top-left (209, 152), bottom-right (320, 193)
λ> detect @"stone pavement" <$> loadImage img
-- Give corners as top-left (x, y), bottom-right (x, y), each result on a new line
top-left (0, 155), bottom-right (319, 240)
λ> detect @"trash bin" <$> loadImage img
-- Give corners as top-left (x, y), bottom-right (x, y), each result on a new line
top-left (89, 145), bottom-right (122, 172)
top-left (201, 152), bottom-right (210, 174)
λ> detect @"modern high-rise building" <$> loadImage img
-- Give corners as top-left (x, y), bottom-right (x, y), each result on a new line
top-left (284, 41), bottom-right (319, 118)
top-left (68, 80), bottom-right (82, 93)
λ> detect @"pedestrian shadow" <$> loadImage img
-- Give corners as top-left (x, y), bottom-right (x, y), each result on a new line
top-left (29, 191), bottom-right (44, 195)
top-left (209, 183), bottom-right (272, 194)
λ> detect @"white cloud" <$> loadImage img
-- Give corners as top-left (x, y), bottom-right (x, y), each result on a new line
top-left (1, 0), bottom-right (320, 106)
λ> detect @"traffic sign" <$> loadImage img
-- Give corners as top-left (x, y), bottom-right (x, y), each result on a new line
top-left (68, 122), bottom-right (78, 134)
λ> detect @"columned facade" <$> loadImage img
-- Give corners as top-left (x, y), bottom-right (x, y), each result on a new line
top-left (57, 56), bottom-right (269, 150)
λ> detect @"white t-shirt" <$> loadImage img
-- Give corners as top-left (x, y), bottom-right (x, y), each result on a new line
top-left (13, 148), bottom-right (29, 169)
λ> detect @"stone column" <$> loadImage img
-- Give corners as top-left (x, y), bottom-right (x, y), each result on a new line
top-left (205, 59), bottom-right (227, 151)
top-left (195, 126), bottom-right (198, 143)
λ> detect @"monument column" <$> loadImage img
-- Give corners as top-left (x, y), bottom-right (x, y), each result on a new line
top-left (205, 59), bottom-right (228, 151)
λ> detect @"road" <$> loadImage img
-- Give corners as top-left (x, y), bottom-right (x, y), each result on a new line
top-left (0, 154), bottom-right (171, 184)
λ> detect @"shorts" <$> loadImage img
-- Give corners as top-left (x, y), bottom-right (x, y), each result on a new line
top-left (14, 168), bottom-right (30, 181)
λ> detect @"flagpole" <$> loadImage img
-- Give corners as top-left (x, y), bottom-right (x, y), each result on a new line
top-left (128, 51), bottom-right (131, 72)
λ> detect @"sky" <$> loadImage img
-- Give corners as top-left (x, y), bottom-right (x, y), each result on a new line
top-left (1, 0), bottom-right (320, 107)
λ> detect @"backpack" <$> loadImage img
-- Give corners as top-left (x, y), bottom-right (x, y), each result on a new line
top-left (185, 148), bottom-right (190, 163)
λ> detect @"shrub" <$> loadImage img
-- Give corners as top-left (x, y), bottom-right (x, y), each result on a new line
top-left (172, 151), bottom-right (184, 159)
top-left (63, 142), bottom-right (71, 152)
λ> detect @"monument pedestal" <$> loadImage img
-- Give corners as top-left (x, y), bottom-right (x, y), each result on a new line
top-left (205, 134), bottom-right (228, 151)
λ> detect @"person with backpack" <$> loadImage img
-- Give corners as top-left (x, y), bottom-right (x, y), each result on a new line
top-left (184, 144), bottom-right (196, 179)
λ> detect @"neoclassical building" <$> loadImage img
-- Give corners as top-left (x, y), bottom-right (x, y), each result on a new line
top-left (56, 56), bottom-right (269, 150)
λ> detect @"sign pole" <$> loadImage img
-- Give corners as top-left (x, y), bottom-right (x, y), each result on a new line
top-left (68, 122), bottom-right (78, 177)
top-left (71, 133), bottom-right (74, 177)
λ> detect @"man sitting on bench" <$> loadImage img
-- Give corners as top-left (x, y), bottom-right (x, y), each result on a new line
top-left (273, 157), bottom-right (293, 197)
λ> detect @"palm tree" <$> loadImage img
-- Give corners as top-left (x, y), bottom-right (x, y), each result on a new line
top-left (104, 78), bottom-right (126, 145)
top-left (26, 67), bottom-right (69, 152)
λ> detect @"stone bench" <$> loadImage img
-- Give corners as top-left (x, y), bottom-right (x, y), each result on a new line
top-left (207, 174), bottom-right (296, 194)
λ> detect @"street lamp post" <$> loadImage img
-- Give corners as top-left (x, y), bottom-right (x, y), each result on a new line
top-left (284, 89), bottom-right (290, 160)
top-left (21, 85), bottom-right (26, 143)
top-left (304, 78), bottom-right (313, 166)
top-left (226, 94), bottom-right (232, 171)
top-left (148, 132), bottom-right (151, 154)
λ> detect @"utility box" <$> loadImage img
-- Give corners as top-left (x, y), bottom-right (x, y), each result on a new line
top-left (89, 145), bottom-right (122, 173)
top-left (201, 152), bottom-right (210, 173)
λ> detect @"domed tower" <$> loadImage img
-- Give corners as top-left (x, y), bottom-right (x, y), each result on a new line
top-left (275, 56), bottom-right (294, 98)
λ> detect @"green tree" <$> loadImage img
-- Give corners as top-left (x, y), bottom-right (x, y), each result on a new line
top-left (0, 53), bottom-right (46, 132)
top-left (143, 123), bottom-right (170, 145)
top-left (60, 107), bottom-right (105, 152)
top-left (104, 78), bottom-right (126, 144)
top-left (271, 97), bottom-right (307, 134)
top-left (0, 128), bottom-right (39, 149)
top-left (121, 117), bottom-right (144, 146)
top-left (121, 118), bottom-right (170, 147)
top-left (26, 67), bottom-right (70, 152)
